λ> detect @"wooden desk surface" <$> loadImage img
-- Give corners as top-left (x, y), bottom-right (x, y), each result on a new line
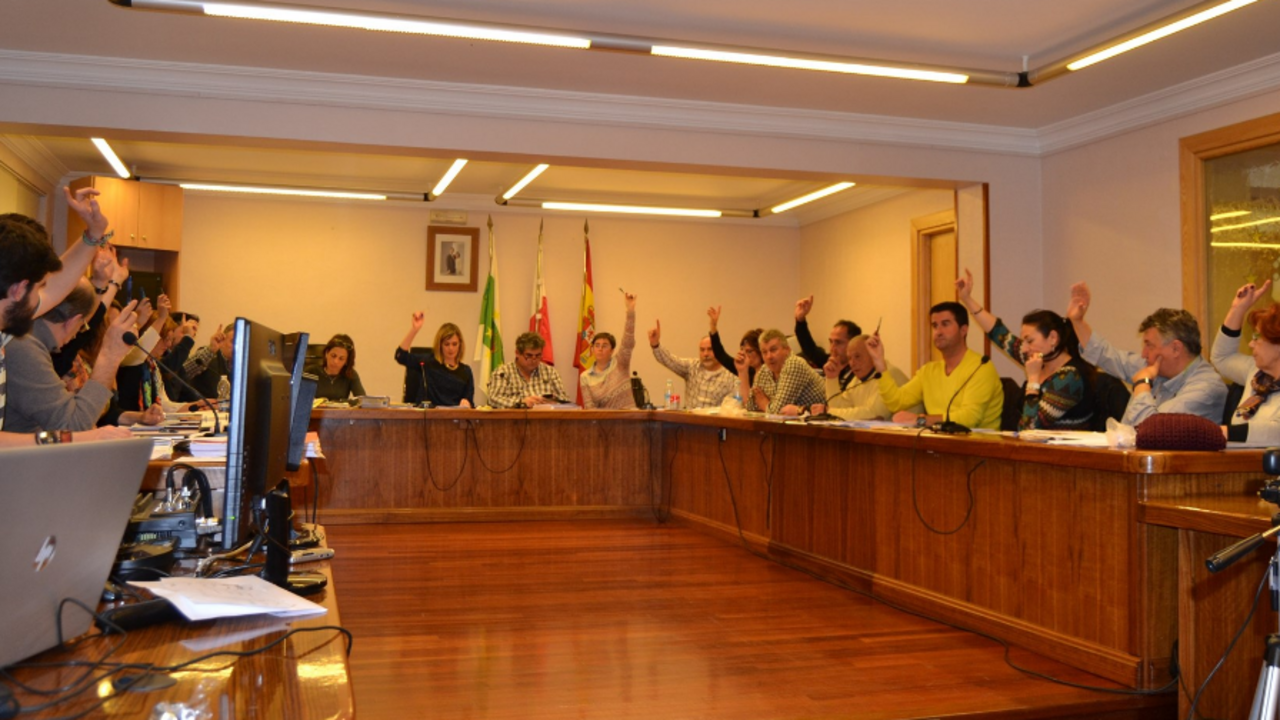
top-left (6, 552), bottom-right (353, 719)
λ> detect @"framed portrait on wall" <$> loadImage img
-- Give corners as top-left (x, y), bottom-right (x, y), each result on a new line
top-left (426, 226), bottom-right (479, 292)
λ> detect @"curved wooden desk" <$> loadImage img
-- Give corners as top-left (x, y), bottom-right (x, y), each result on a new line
top-left (309, 406), bottom-right (1268, 698)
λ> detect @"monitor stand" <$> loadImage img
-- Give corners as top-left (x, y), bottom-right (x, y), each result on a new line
top-left (263, 480), bottom-right (327, 596)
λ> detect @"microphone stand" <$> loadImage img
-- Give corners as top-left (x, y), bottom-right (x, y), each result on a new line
top-left (931, 355), bottom-right (990, 435)
top-left (122, 331), bottom-right (223, 435)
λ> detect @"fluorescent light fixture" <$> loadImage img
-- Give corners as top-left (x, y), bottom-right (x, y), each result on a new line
top-left (1067, 0), bottom-right (1256, 71)
top-left (651, 46), bottom-right (968, 84)
top-left (202, 2), bottom-right (591, 48)
top-left (431, 159), bottom-right (468, 197)
top-left (179, 183), bottom-right (386, 200)
top-left (1210, 210), bottom-right (1252, 220)
top-left (502, 164), bottom-right (550, 201)
top-left (1210, 216), bottom-right (1280, 233)
top-left (1210, 242), bottom-right (1280, 248)
top-left (770, 182), bottom-right (856, 214)
top-left (542, 201), bottom-right (722, 218)
top-left (91, 138), bottom-right (130, 179)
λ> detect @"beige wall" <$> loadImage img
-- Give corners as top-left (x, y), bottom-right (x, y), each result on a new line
top-left (0, 163), bottom-right (40, 219)
top-left (798, 189), bottom-right (955, 375)
top-left (178, 193), bottom-right (800, 401)
top-left (1042, 86), bottom-right (1280, 351)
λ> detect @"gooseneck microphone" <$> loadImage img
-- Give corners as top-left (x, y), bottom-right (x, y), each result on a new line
top-left (418, 361), bottom-right (431, 407)
top-left (931, 355), bottom-right (990, 435)
top-left (122, 331), bottom-right (223, 434)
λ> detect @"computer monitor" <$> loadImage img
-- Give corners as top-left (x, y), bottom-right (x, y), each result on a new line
top-left (221, 318), bottom-right (294, 550)
top-left (283, 331), bottom-right (318, 472)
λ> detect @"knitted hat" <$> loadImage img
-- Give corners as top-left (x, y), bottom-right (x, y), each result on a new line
top-left (1135, 413), bottom-right (1226, 451)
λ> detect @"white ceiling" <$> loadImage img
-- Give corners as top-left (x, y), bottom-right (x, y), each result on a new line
top-left (3, 0), bottom-right (1279, 220)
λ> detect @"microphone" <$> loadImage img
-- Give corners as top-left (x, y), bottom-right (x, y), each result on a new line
top-left (931, 355), bottom-right (990, 435)
top-left (417, 362), bottom-right (432, 408)
top-left (122, 331), bottom-right (223, 434)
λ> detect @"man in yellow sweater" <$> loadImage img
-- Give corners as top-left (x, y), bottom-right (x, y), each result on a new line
top-left (866, 302), bottom-right (1003, 431)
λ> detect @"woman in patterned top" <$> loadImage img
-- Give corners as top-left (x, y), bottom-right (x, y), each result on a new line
top-left (955, 269), bottom-right (1096, 430)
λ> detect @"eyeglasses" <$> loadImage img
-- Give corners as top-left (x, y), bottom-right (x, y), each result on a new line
top-left (519, 352), bottom-right (543, 361)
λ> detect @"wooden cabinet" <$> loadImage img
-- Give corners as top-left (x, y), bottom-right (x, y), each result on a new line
top-left (66, 176), bottom-right (183, 250)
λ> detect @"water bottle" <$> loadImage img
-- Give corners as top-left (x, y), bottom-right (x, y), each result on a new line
top-left (216, 374), bottom-right (231, 401)
top-left (664, 379), bottom-right (673, 409)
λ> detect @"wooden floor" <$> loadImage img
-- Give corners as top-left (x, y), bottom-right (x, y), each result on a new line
top-left (326, 520), bottom-right (1173, 720)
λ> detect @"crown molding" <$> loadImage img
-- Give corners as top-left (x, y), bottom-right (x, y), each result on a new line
top-left (0, 135), bottom-right (69, 186)
top-left (3, 47), bottom-right (1280, 167)
top-left (1038, 50), bottom-right (1280, 155)
top-left (0, 49), bottom-right (1040, 156)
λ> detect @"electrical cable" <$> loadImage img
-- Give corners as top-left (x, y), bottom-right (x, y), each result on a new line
top-left (465, 414), bottom-right (528, 474)
top-left (1185, 568), bottom-right (1268, 720)
top-left (650, 423), bottom-right (676, 524)
top-left (419, 410), bottom-right (468, 492)
top-left (712, 430), bottom-right (1176, 698)
top-left (909, 427), bottom-right (985, 535)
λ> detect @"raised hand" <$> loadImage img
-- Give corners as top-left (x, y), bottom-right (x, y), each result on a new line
top-left (707, 305), bottom-right (721, 333)
top-left (99, 299), bottom-right (139, 366)
top-left (411, 311), bottom-right (425, 330)
top-left (91, 246), bottom-right (116, 285)
top-left (733, 350), bottom-right (749, 375)
top-left (795, 295), bottom-right (814, 322)
top-left (865, 333), bottom-right (886, 371)
top-left (1067, 282), bottom-right (1091, 322)
top-left (155, 294), bottom-right (171, 324)
top-left (63, 186), bottom-right (109, 239)
top-left (135, 297), bottom-right (154, 330)
top-left (208, 323), bottom-right (227, 351)
top-left (624, 292), bottom-right (637, 312)
top-left (648, 319), bottom-right (661, 348)
top-left (1233, 280), bottom-right (1272, 311)
top-left (955, 268), bottom-right (974, 303)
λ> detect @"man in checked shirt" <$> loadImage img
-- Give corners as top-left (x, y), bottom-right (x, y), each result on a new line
top-left (648, 319), bottom-right (735, 409)
top-left (737, 329), bottom-right (825, 416)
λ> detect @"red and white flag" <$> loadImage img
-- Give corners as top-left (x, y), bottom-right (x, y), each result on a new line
top-left (529, 219), bottom-right (554, 364)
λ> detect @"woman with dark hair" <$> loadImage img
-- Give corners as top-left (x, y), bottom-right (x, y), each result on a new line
top-left (956, 269), bottom-right (1096, 430)
top-left (308, 333), bottom-right (366, 401)
top-left (1214, 279), bottom-right (1280, 443)
top-left (396, 312), bottom-right (475, 407)
top-left (707, 305), bottom-right (763, 386)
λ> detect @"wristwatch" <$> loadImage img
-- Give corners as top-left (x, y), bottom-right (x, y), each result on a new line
top-left (1134, 377), bottom-right (1153, 387)
top-left (34, 430), bottom-right (73, 445)
top-left (915, 415), bottom-right (928, 428)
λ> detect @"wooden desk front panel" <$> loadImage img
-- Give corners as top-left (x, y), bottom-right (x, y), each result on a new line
top-left (313, 409), bottom-right (657, 522)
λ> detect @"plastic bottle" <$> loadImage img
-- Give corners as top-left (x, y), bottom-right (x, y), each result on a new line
top-left (216, 375), bottom-right (231, 401)
top-left (664, 379), bottom-right (673, 409)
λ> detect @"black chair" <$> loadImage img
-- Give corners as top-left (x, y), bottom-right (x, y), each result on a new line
top-left (1091, 371), bottom-right (1131, 431)
top-left (1000, 377), bottom-right (1023, 431)
top-left (1222, 381), bottom-right (1245, 425)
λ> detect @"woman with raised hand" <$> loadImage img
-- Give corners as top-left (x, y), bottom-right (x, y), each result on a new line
top-left (1214, 279), bottom-right (1280, 443)
top-left (580, 292), bottom-right (637, 410)
top-left (396, 311), bottom-right (475, 408)
top-left (955, 268), bottom-right (1096, 430)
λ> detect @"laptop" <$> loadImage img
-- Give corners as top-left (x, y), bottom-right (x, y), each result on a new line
top-left (0, 439), bottom-right (152, 668)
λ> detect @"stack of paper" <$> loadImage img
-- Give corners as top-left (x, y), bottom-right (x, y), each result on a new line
top-left (188, 436), bottom-right (229, 459)
top-left (131, 575), bottom-right (327, 622)
top-left (304, 431), bottom-right (324, 459)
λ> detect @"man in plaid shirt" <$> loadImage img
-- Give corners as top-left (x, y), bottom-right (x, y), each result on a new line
top-left (485, 332), bottom-right (570, 408)
top-left (739, 329), bottom-right (825, 416)
top-left (647, 319), bottom-right (735, 409)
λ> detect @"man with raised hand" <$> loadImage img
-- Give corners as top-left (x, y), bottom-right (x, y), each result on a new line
top-left (648, 319), bottom-right (735, 409)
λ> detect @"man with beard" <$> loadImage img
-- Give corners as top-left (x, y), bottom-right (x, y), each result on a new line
top-left (868, 301), bottom-right (1003, 430)
top-left (0, 187), bottom-right (134, 445)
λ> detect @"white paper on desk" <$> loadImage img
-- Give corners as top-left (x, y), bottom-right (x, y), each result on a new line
top-left (1016, 430), bottom-right (1112, 447)
top-left (132, 576), bottom-right (327, 622)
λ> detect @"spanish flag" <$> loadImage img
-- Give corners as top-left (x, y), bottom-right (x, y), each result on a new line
top-left (573, 221), bottom-right (595, 405)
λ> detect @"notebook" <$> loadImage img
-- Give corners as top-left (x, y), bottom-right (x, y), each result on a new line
top-left (0, 438), bottom-right (152, 668)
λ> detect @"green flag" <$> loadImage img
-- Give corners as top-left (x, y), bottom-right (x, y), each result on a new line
top-left (475, 216), bottom-right (504, 390)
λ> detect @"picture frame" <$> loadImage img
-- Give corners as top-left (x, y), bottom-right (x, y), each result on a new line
top-left (426, 226), bottom-right (479, 292)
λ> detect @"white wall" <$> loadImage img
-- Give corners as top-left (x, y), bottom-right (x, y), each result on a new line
top-left (798, 189), bottom-right (955, 374)
top-left (178, 192), bottom-right (800, 400)
top-left (1043, 87), bottom-right (1280, 350)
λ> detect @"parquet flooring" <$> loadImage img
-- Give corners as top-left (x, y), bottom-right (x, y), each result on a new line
top-left (327, 520), bottom-right (1171, 719)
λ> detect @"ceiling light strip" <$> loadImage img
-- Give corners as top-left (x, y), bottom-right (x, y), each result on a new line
top-left (769, 182), bottom-right (856, 214)
top-left (1209, 210), bottom-right (1252, 220)
top-left (652, 46), bottom-right (969, 85)
top-left (91, 138), bottom-right (131, 179)
top-left (1210, 242), bottom-right (1280, 248)
top-left (179, 182), bottom-right (387, 200)
top-left (1066, 0), bottom-right (1256, 71)
top-left (542, 201), bottom-right (722, 218)
top-left (502, 164), bottom-right (550, 201)
top-left (430, 159), bottom-right (468, 197)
